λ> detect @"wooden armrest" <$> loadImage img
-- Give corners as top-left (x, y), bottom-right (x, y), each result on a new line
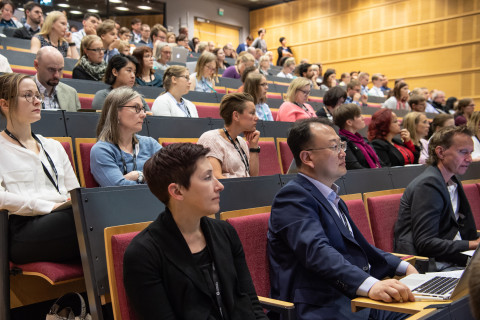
top-left (391, 253), bottom-right (429, 273)
top-left (258, 296), bottom-right (296, 320)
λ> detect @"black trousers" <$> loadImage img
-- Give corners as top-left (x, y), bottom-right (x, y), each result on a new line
top-left (9, 208), bottom-right (80, 264)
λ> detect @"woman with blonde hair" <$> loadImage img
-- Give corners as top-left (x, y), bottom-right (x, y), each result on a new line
top-left (116, 40), bottom-right (132, 55)
top-left (166, 32), bottom-right (176, 43)
top-left (198, 93), bottom-right (260, 179)
top-left (467, 111), bottom-right (480, 161)
top-left (73, 35), bottom-right (107, 81)
top-left (276, 77), bottom-right (316, 122)
top-left (90, 87), bottom-right (161, 187)
top-left (0, 73), bottom-right (79, 264)
top-left (222, 52), bottom-right (255, 79)
top-left (152, 66), bottom-right (198, 117)
top-left (189, 52), bottom-right (217, 93)
top-left (276, 57), bottom-right (296, 79)
top-left (30, 11), bottom-right (79, 59)
top-left (402, 111), bottom-right (430, 164)
top-left (258, 55), bottom-right (271, 76)
top-left (244, 73), bottom-right (273, 121)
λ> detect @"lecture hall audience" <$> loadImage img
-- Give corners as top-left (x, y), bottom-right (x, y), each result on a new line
top-left (151, 66), bottom-right (198, 118)
top-left (90, 87), bottom-right (161, 187)
top-left (0, 73), bottom-right (80, 264)
top-left (198, 93), bottom-right (260, 179)
top-left (72, 35), bottom-right (107, 81)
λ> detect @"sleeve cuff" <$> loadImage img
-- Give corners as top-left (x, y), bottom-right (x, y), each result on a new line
top-left (396, 261), bottom-right (410, 276)
top-left (356, 276), bottom-right (379, 297)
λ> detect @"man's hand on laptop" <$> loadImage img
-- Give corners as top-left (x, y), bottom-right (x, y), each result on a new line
top-left (368, 279), bottom-right (415, 303)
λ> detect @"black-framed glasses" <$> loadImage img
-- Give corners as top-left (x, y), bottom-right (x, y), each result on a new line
top-left (260, 82), bottom-right (269, 87)
top-left (305, 141), bottom-right (347, 154)
top-left (119, 104), bottom-right (146, 114)
top-left (87, 48), bottom-right (106, 53)
top-left (298, 89), bottom-right (311, 96)
top-left (176, 75), bottom-right (190, 81)
top-left (20, 91), bottom-right (44, 103)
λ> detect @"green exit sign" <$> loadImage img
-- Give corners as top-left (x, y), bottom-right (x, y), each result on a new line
top-left (218, 8), bottom-right (224, 16)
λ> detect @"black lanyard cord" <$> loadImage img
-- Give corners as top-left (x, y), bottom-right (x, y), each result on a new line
top-left (4, 129), bottom-right (60, 193)
top-left (223, 128), bottom-right (249, 175)
top-left (116, 139), bottom-right (137, 175)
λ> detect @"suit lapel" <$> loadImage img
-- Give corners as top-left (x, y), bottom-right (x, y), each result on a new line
top-left (295, 175), bottom-right (356, 242)
top-left (152, 210), bottom-right (211, 297)
top-left (430, 166), bottom-right (460, 226)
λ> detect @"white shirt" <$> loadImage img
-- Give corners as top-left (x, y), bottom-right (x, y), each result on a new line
top-left (35, 76), bottom-right (60, 110)
top-left (368, 86), bottom-right (384, 97)
top-left (0, 134), bottom-right (79, 216)
top-left (472, 136), bottom-right (480, 161)
top-left (151, 92), bottom-right (199, 118)
top-left (276, 71), bottom-right (293, 79)
top-left (447, 180), bottom-right (461, 241)
top-left (72, 29), bottom-right (86, 49)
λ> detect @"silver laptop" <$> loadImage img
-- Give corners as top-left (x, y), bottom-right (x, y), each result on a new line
top-left (171, 47), bottom-right (189, 63)
top-left (400, 248), bottom-right (478, 301)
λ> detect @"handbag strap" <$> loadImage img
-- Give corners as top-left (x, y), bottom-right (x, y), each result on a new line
top-left (48, 292), bottom-right (88, 319)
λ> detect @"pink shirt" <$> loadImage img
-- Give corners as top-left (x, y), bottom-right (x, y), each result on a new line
top-left (276, 101), bottom-right (317, 122)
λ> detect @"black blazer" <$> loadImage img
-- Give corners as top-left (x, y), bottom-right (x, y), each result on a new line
top-left (394, 165), bottom-right (478, 270)
top-left (72, 65), bottom-right (98, 81)
top-left (123, 209), bottom-right (267, 320)
top-left (371, 138), bottom-right (419, 167)
top-left (12, 26), bottom-right (39, 39)
top-left (340, 134), bottom-right (383, 170)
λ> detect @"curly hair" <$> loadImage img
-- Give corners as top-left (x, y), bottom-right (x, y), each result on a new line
top-left (368, 108), bottom-right (393, 141)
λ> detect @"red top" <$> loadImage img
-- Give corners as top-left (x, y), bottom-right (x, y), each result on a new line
top-left (394, 140), bottom-right (416, 165)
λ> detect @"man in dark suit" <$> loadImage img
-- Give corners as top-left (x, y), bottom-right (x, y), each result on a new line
top-left (12, 1), bottom-right (42, 40)
top-left (236, 35), bottom-right (254, 54)
top-left (268, 118), bottom-right (417, 320)
top-left (394, 126), bottom-right (479, 271)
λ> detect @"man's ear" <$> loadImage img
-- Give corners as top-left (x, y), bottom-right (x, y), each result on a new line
top-left (435, 146), bottom-right (445, 160)
top-left (167, 182), bottom-right (184, 201)
top-left (299, 150), bottom-right (314, 169)
top-left (34, 59), bottom-right (39, 71)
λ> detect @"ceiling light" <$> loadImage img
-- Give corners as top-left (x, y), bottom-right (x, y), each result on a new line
top-left (109, 0), bottom-right (122, 3)
top-left (87, 8), bottom-right (99, 12)
top-left (137, 5), bottom-right (151, 10)
top-left (18, 8), bottom-right (24, 11)
top-left (57, 3), bottom-right (70, 7)
top-left (70, 10), bottom-right (83, 14)
top-left (115, 6), bottom-right (129, 11)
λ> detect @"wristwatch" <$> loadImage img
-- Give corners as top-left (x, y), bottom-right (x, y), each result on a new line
top-left (137, 171), bottom-right (144, 183)
top-left (249, 146), bottom-right (261, 153)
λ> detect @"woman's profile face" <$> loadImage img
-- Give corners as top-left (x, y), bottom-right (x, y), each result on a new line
top-left (416, 114), bottom-right (430, 139)
top-left (143, 51), bottom-right (154, 71)
top-left (167, 34), bottom-right (176, 43)
top-left (400, 85), bottom-right (409, 100)
top-left (260, 60), bottom-right (269, 70)
top-left (85, 39), bottom-right (104, 64)
top-left (173, 70), bottom-right (191, 96)
top-left (179, 156), bottom-right (224, 216)
top-left (236, 101), bottom-right (258, 132)
top-left (216, 49), bottom-right (225, 61)
top-left (258, 76), bottom-right (268, 99)
top-left (351, 115), bottom-right (365, 132)
top-left (202, 60), bottom-right (216, 78)
top-left (113, 61), bottom-right (136, 87)
top-left (52, 16), bottom-right (68, 37)
top-left (294, 84), bottom-right (310, 105)
top-left (117, 96), bottom-right (146, 134)
top-left (11, 78), bottom-right (43, 125)
top-left (328, 73), bottom-right (336, 87)
top-left (389, 113), bottom-right (401, 135)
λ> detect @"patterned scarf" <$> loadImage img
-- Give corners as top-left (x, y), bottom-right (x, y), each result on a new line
top-left (339, 129), bottom-right (381, 168)
top-left (78, 56), bottom-right (107, 81)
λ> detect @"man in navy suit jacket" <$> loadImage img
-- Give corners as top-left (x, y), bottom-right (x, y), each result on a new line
top-left (268, 118), bottom-right (418, 320)
top-left (236, 35), bottom-right (254, 54)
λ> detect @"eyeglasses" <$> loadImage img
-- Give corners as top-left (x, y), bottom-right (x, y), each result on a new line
top-left (298, 89), bottom-right (311, 96)
top-left (87, 48), bottom-right (106, 53)
top-left (119, 104), bottom-right (146, 114)
top-left (205, 65), bottom-right (216, 71)
top-left (305, 141), bottom-right (347, 154)
top-left (260, 83), bottom-right (269, 87)
top-left (176, 75), bottom-right (190, 81)
top-left (20, 91), bottom-right (44, 103)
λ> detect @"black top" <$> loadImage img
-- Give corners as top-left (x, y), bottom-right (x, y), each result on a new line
top-left (340, 134), bottom-right (383, 170)
top-left (123, 209), bottom-right (267, 320)
top-left (276, 46), bottom-right (292, 66)
top-left (72, 65), bottom-right (98, 81)
top-left (371, 137), bottom-right (419, 167)
top-left (13, 26), bottom-right (39, 40)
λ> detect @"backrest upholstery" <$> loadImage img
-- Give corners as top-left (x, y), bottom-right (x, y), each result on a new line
top-left (276, 139), bottom-right (293, 174)
top-left (75, 139), bottom-right (99, 188)
top-left (195, 104), bottom-right (222, 119)
top-left (463, 184), bottom-right (480, 229)
top-left (366, 193), bottom-right (403, 252)
top-left (226, 212), bottom-right (271, 297)
top-left (257, 139), bottom-right (281, 176)
top-left (344, 198), bottom-right (375, 246)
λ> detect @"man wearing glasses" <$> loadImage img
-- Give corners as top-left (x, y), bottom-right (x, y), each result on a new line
top-left (268, 118), bottom-right (418, 320)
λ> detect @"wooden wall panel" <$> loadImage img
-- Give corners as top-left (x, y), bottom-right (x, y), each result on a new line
top-left (251, 0), bottom-right (480, 105)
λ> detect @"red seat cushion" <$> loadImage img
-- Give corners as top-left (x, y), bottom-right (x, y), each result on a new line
top-left (226, 212), bottom-right (270, 297)
top-left (111, 232), bottom-right (141, 320)
top-left (345, 199), bottom-right (374, 246)
top-left (60, 142), bottom-right (75, 171)
top-left (367, 193), bottom-right (402, 252)
top-left (79, 143), bottom-right (99, 188)
top-left (196, 105), bottom-right (221, 119)
top-left (12, 262), bottom-right (83, 283)
top-left (278, 141), bottom-right (293, 174)
top-left (270, 109), bottom-right (278, 121)
top-left (251, 141), bottom-right (281, 176)
top-left (79, 97), bottom-right (93, 109)
top-left (464, 184), bottom-right (480, 229)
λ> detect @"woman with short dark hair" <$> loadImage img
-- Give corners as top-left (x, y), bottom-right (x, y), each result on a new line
top-left (198, 93), bottom-right (260, 179)
top-left (276, 36), bottom-right (293, 66)
top-left (368, 108), bottom-right (419, 166)
top-left (91, 54), bottom-right (150, 111)
top-left (124, 143), bottom-right (268, 320)
top-left (90, 87), bottom-right (161, 186)
top-left (316, 86), bottom-right (347, 121)
top-left (132, 46), bottom-right (163, 87)
top-left (334, 103), bottom-right (382, 169)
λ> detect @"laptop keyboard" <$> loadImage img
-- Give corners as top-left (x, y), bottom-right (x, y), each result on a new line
top-left (412, 276), bottom-right (459, 295)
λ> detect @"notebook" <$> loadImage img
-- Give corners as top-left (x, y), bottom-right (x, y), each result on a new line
top-left (399, 248), bottom-right (478, 301)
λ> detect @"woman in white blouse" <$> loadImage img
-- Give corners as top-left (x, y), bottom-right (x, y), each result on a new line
top-left (151, 66), bottom-right (199, 117)
top-left (0, 73), bottom-right (80, 264)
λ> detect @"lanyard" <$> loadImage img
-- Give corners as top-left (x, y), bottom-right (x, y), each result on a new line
top-left (115, 140), bottom-right (137, 175)
top-left (211, 262), bottom-right (225, 319)
top-left (168, 92), bottom-right (191, 117)
top-left (294, 102), bottom-right (314, 118)
top-left (4, 129), bottom-right (60, 193)
top-left (202, 78), bottom-right (217, 93)
top-left (223, 128), bottom-right (249, 175)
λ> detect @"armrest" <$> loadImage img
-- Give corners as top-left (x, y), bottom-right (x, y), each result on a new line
top-left (391, 253), bottom-right (429, 274)
top-left (0, 210), bottom-right (10, 320)
top-left (258, 296), bottom-right (296, 320)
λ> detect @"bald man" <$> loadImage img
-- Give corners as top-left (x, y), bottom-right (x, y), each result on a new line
top-left (34, 47), bottom-right (81, 112)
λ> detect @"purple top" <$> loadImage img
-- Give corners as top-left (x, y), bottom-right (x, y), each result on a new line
top-left (222, 66), bottom-right (240, 79)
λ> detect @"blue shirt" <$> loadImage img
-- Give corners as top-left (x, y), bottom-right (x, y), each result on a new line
top-left (255, 103), bottom-right (273, 121)
top-left (90, 135), bottom-right (162, 187)
top-left (193, 74), bottom-right (215, 93)
top-left (104, 48), bottom-right (120, 63)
